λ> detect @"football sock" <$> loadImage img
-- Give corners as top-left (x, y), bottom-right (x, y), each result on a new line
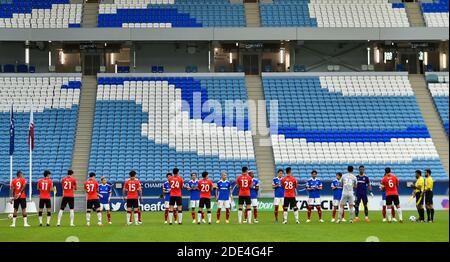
top-left (12, 216), bottom-right (17, 226)
top-left (426, 208), bottom-right (431, 221)
top-left (391, 206), bottom-right (396, 218)
top-left (174, 209), bottom-right (178, 221)
top-left (349, 207), bottom-right (355, 221)
top-left (197, 211), bottom-right (202, 223)
top-left (226, 209), bottom-right (230, 220)
top-left (364, 206), bottom-right (369, 217)
top-left (86, 212), bottom-right (91, 224)
top-left (338, 207), bottom-right (343, 221)
top-left (69, 210), bottom-right (75, 225)
top-left (168, 210), bottom-right (173, 224)
top-left (134, 213), bottom-right (139, 223)
top-left (419, 208), bottom-right (425, 221)
top-left (253, 207), bottom-right (258, 220)
top-left (23, 216), bottom-right (28, 225)
top-left (431, 209), bottom-right (434, 221)
top-left (207, 211), bottom-right (212, 223)
top-left (138, 210), bottom-right (141, 222)
top-left (332, 208), bottom-right (337, 219)
top-left (294, 208), bottom-right (299, 221)
top-left (46, 213), bottom-right (51, 225)
top-left (178, 211), bottom-right (183, 224)
top-left (38, 212), bottom-right (43, 224)
top-left (164, 209), bottom-right (169, 221)
top-left (216, 208), bottom-right (221, 220)
top-left (57, 210), bottom-right (63, 224)
top-left (341, 209), bottom-right (345, 219)
top-left (274, 205), bottom-right (279, 221)
top-left (202, 211), bottom-right (205, 220)
top-left (127, 211), bottom-right (132, 223)
top-left (283, 209), bottom-right (288, 222)
top-left (355, 204), bottom-right (359, 217)
top-left (317, 206), bottom-right (323, 219)
top-left (387, 207), bottom-right (392, 221)
top-left (397, 208), bottom-right (403, 221)
top-left (244, 209), bottom-right (248, 220)
top-left (382, 206), bottom-right (387, 218)
top-left (97, 211), bottom-right (102, 224)
top-left (238, 208), bottom-right (243, 223)
top-left (107, 213), bottom-right (111, 222)
top-left (191, 209), bottom-right (196, 220)
top-left (307, 206), bottom-right (312, 219)
top-left (246, 209), bottom-right (252, 223)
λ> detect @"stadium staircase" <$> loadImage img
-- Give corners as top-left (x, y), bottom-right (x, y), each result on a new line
top-left (409, 74), bottom-right (449, 176)
top-left (81, 2), bottom-right (99, 28)
top-left (244, 2), bottom-right (261, 27)
top-left (71, 76), bottom-right (98, 190)
top-left (245, 75), bottom-right (275, 194)
top-left (405, 2), bottom-right (426, 27)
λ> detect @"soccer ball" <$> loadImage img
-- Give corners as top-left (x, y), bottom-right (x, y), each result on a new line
top-left (7, 213), bottom-right (13, 220)
top-left (409, 216), bottom-right (417, 222)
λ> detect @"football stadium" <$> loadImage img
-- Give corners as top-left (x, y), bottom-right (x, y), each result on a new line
top-left (0, 0), bottom-right (449, 244)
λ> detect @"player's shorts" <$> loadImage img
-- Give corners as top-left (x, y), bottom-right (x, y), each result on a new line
top-left (274, 197), bottom-right (284, 206)
top-left (307, 198), bottom-right (321, 206)
top-left (415, 192), bottom-right (424, 206)
top-left (217, 200), bottom-right (231, 209)
top-left (39, 199), bottom-right (51, 209)
top-left (332, 199), bottom-right (340, 207)
top-left (13, 198), bottom-right (26, 210)
top-left (386, 195), bottom-right (400, 206)
top-left (283, 197), bottom-right (297, 209)
top-left (169, 196), bottom-right (182, 207)
top-left (340, 194), bottom-right (355, 205)
top-left (86, 199), bottom-right (101, 211)
top-left (355, 194), bottom-right (368, 205)
top-left (199, 198), bottom-right (211, 209)
top-left (425, 191), bottom-right (433, 205)
top-left (251, 198), bottom-right (258, 207)
top-left (238, 196), bottom-right (251, 205)
top-left (100, 203), bottom-right (110, 211)
top-left (60, 197), bottom-right (75, 210)
top-left (127, 199), bottom-right (140, 209)
top-left (190, 200), bottom-right (200, 209)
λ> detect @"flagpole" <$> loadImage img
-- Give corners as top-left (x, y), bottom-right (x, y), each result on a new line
top-left (29, 141), bottom-right (32, 202)
top-left (10, 155), bottom-right (12, 188)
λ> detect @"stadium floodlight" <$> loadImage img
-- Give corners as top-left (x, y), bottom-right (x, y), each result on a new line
top-left (280, 48), bottom-right (285, 64)
top-left (443, 53), bottom-right (447, 69)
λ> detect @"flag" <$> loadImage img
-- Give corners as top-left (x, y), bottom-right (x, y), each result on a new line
top-left (28, 109), bottom-right (34, 151)
top-left (9, 105), bottom-right (15, 156)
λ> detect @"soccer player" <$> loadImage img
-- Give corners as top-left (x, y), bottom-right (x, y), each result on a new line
top-left (354, 165), bottom-right (374, 222)
top-left (99, 177), bottom-right (112, 224)
top-left (197, 171), bottom-right (214, 224)
top-left (331, 172), bottom-right (345, 223)
top-left (57, 170), bottom-right (77, 227)
top-left (37, 170), bottom-right (53, 226)
top-left (281, 167), bottom-right (300, 224)
top-left (10, 170), bottom-right (30, 227)
top-left (381, 167), bottom-right (403, 223)
top-left (123, 170), bottom-right (143, 226)
top-left (168, 168), bottom-right (184, 225)
top-left (306, 170), bottom-right (323, 223)
top-left (381, 171), bottom-right (396, 222)
top-left (236, 166), bottom-right (253, 224)
top-left (272, 169), bottom-right (284, 223)
top-left (424, 169), bottom-right (434, 222)
top-left (249, 170), bottom-right (260, 223)
top-left (410, 170), bottom-right (425, 222)
top-left (84, 172), bottom-right (102, 226)
top-left (163, 173), bottom-right (172, 224)
top-left (216, 172), bottom-right (231, 224)
top-left (337, 166), bottom-right (357, 224)
top-left (187, 173), bottom-right (201, 223)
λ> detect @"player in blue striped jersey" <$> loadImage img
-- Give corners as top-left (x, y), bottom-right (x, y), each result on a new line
top-left (306, 170), bottom-right (324, 223)
top-left (99, 177), bottom-right (112, 224)
top-left (249, 171), bottom-right (259, 224)
top-left (216, 172), bottom-right (231, 224)
top-left (272, 169), bottom-right (284, 223)
top-left (187, 173), bottom-right (201, 223)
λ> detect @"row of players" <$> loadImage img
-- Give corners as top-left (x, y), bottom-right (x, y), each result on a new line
top-left (7, 165), bottom-right (435, 227)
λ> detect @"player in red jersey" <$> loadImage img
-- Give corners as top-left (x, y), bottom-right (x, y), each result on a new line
top-left (57, 170), bottom-right (77, 227)
top-left (236, 166), bottom-right (253, 224)
top-left (281, 167), bottom-right (300, 224)
top-left (123, 170), bottom-right (143, 226)
top-left (10, 170), bottom-right (30, 227)
top-left (84, 172), bottom-right (102, 226)
top-left (168, 168), bottom-right (184, 225)
top-left (37, 170), bottom-right (54, 227)
top-left (197, 171), bottom-right (214, 224)
top-left (381, 167), bottom-right (403, 223)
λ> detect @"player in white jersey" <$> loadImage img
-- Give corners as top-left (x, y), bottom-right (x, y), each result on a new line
top-left (337, 166), bottom-right (357, 224)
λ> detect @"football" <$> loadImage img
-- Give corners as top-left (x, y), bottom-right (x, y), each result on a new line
top-left (409, 216), bottom-right (417, 222)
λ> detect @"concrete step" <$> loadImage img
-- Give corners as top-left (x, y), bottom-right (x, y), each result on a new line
top-left (405, 2), bottom-right (425, 27)
top-left (244, 3), bottom-right (261, 27)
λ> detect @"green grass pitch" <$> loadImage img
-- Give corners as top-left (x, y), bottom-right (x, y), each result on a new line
top-left (0, 211), bottom-right (448, 242)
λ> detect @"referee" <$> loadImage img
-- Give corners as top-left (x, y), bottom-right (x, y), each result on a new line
top-left (424, 169), bottom-right (434, 223)
top-left (410, 170), bottom-right (425, 222)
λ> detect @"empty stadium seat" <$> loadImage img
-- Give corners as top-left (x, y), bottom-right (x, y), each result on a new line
top-left (260, 0), bottom-right (409, 28)
top-left (262, 73), bottom-right (447, 181)
top-left (89, 74), bottom-right (256, 182)
top-left (0, 0), bottom-right (82, 29)
top-left (0, 74), bottom-right (81, 182)
top-left (421, 0), bottom-right (449, 27)
top-left (427, 74), bottom-right (449, 135)
top-left (98, 0), bottom-right (245, 28)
